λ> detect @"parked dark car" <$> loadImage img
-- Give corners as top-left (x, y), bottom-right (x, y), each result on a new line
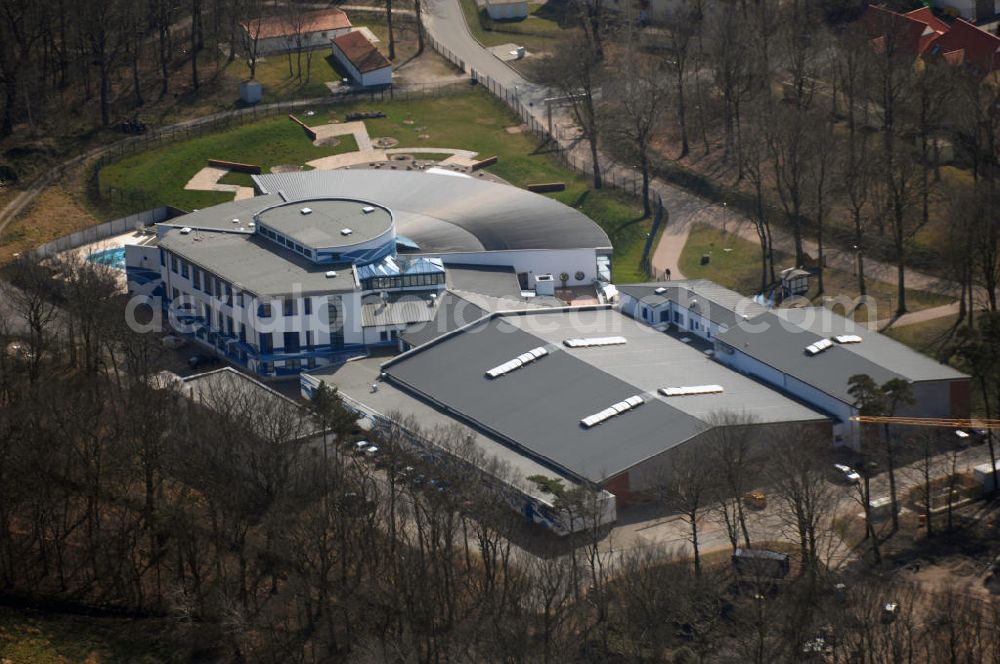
top-left (188, 354), bottom-right (221, 370)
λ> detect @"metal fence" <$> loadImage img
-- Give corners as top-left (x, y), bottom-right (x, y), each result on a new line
top-left (32, 207), bottom-right (184, 258)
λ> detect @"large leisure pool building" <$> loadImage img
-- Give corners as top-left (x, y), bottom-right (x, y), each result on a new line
top-left (126, 169), bottom-right (613, 377)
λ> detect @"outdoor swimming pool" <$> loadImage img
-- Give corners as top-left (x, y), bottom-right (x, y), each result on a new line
top-left (86, 246), bottom-right (127, 271)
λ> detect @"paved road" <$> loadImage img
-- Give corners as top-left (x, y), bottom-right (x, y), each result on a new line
top-left (421, 0), bottom-right (991, 317)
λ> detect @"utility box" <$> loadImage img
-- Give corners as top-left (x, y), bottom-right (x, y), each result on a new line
top-left (535, 273), bottom-right (555, 296)
top-left (974, 459), bottom-right (1000, 493)
top-left (240, 80), bottom-right (263, 105)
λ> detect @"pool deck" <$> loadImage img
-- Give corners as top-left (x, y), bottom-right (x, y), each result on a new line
top-left (71, 230), bottom-right (156, 290)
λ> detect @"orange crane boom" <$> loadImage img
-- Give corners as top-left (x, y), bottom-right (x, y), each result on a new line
top-left (849, 416), bottom-right (1000, 429)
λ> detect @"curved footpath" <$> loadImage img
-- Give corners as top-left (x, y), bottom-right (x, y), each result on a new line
top-left (421, 0), bottom-right (981, 328)
top-left (1, 4), bottom-right (986, 327)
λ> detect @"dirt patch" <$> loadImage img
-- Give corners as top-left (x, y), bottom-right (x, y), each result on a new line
top-left (372, 137), bottom-right (400, 149)
top-left (271, 164), bottom-right (307, 173)
top-left (314, 136), bottom-right (341, 148)
top-left (505, 125), bottom-right (527, 134)
top-left (0, 187), bottom-right (98, 263)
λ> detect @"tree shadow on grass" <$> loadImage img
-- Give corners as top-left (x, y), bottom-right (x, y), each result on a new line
top-left (530, 137), bottom-right (565, 157)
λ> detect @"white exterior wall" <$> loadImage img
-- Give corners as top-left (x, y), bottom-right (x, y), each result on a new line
top-left (431, 248), bottom-right (599, 287)
top-left (257, 27), bottom-right (350, 54)
top-left (361, 66), bottom-right (393, 87)
top-left (486, 1), bottom-right (529, 20)
top-left (331, 43), bottom-right (392, 87)
top-left (125, 245), bottom-right (162, 297)
top-left (716, 345), bottom-right (853, 445)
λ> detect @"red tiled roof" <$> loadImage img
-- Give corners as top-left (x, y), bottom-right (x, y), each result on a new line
top-left (862, 5), bottom-right (940, 55)
top-left (243, 8), bottom-right (351, 40)
top-left (929, 19), bottom-right (1000, 74)
top-left (905, 7), bottom-right (950, 36)
top-left (332, 31), bottom-right (391, 74)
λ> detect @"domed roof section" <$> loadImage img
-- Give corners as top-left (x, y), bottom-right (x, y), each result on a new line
top-left (253, 169), bottom-right (612, 254)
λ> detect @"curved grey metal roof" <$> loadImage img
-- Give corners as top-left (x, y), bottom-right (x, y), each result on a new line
top-left (253, 169), bottom-right (612, 254)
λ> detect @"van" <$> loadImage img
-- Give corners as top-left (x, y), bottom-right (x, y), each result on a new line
top-left (732, 548), bottom-right (790, 580)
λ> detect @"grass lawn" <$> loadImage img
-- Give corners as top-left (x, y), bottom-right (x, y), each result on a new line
top-left (885, 314), bottom-right (961, 354)
top-left (0, 606), bottom-right (187, 663)
top-left (679, 224), bottom-right (951, 320)
top-left (97, 119), bottom-right (359, 217)
top-left (95, 88), bottom-right (646, 280)
top-left (459, 0), bottom-right (570, 54)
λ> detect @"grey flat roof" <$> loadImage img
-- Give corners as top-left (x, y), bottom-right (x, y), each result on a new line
top-left (158, 194), bottom-right (284, 231)
top-left (361, 292), bottom-right (438, 327)
top-left (159, 228), bottom-right (356, 297)
top-left (505, 308), bottom-right (825, 424)
top-left (308, 357), bottom-right (581, 500)
top-left (182, 367), bottom-right (317, 437)
top-left (617, 279), bottom-right (768, 327)
top-left (399, 291), bottom-right (487, 347)
top-left (254, 170), bottom-right (612, 253)
top-left (256, 199), bottom-right (392, 248)
top-left (715, 311), bottom-right (909, 405)
top-left (384, 315), bottom-right (712, 483)
top-left (446, 264), bottom-right (521, 299)
top-left (769, 308), bottom-right (967, 383)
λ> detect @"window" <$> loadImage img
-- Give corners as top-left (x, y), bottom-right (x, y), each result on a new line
top-left (214, 278), bottom-right (222, 299)
top-left (170, 256), bottom-right (178, 273)
top-left (224, 283), bottom-right (232, 306)
top-left (192, 267), bottom-right (201, 290)
top-left (303, 297), bottom-right (312, 316)
top-left (379, 330), bottom-right (390, 342)
top-left (181, 260), bottom-right (189, 278)
top-left (260, 362), bottom-right (272, 375)
top-left (159, 249), bottom-right (166, 267)
top-left (258, 302), bottom-right (272, 318)
top-left (226, 316), bottom-right (234, 336)
top-left (172, 287), bottom-right (179, 300)
top-left (305, 330), bottom-right (313, 350)
top-left (239, 324), bottom-right (246, 342)
top-left (286, 359), bottom-right (301, 370)
top-left (283, 332), bottom-right (300, 353)
top-left (283, 298), bottom-right (296, 316)
top-left (205, 275), bottom-right (214, 296)
top-left (641, 308), bottom-right (649, 321)
top-left (259, 333), bottom-right (273, 354)
top-left (235, 291), bottom-right (244, 307)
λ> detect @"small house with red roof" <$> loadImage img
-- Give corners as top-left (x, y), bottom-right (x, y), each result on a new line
top-left (862, 5), bottom-right (1000, 75)
top-left (243, 8), bottom-right (352, 55)
top-left (331, 31), bottom-right (393, 87)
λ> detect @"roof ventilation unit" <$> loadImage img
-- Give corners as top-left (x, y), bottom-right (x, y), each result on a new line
top-left (659, 385), bottom-right (724, 397)
top-left (362, 206), bottom-right (375, 213)
top-left (248, 221), bottom-right (256, 228)
top-left (580, 395), bottom-right (645, 428)
top-left (300, 207), bottom-right (313, 215)
top-left (341, 228), bottom-right (353, 236)
top-left (833, 334), bottom-right (863, 344)
top-left (325, 270), bottom-right (337, 278)
top-left (231, 218), bottom-right (240, 224)
top-left (180, 227), bottom-right (193, 235)
top-left (563, 336), bottom-right (628, 348)
top-left (654, 287), bottom-right (667, 294)
top-left (805, 338), bottom-right (834, 355)
top-left (485, 346), bottom-right (549, 378)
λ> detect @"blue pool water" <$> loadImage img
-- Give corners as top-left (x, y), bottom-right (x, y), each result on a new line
top-left (87, 246), bottom-right (126, 271)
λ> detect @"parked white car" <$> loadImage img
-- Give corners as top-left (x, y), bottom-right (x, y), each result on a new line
top-left (834, 463), bottom-right (861, 484)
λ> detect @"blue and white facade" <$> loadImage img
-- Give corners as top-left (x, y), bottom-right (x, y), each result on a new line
top-left (125, 169), bottom-right (615, 379)
top-left (127, 197), bottom-right (447, 378)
